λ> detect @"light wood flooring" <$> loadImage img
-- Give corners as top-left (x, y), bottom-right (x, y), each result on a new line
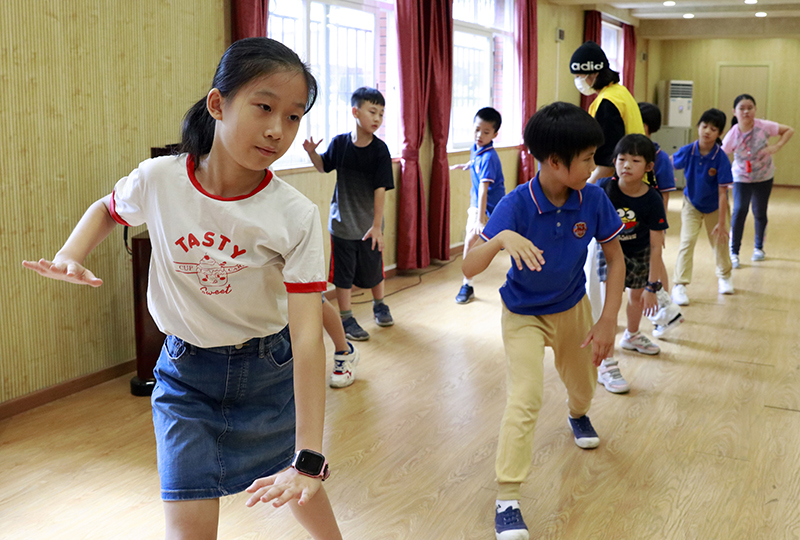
top-left (2, 188), bottom-right (800, 540)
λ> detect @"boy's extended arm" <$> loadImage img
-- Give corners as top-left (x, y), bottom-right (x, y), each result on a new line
top-left (302, 137), bottom-right (325, 173)
top-left (462, 231), bottom-right (544, 279)
top-left (476, 182), bottom-right (489, 226)
top-left (362, 187), bottom-right (386, 251)
top-left (22, 195), bottom-right (118, 287)
top-left (247, 292), bottom-right (326, 508)
top-left (583, 238), bottom-right (624, 365)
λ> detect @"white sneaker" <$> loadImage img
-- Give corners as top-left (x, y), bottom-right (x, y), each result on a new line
top-left (730, 253), bottom-right (740, 269)
top-left (597, 358), bottom-right (630, 393)
top-left (718, 277), bottom-right (735, 295)
top-left (329, 343), bottom-right (360, 388)
top-left (752, 248), bottom-right (765, 262)
top-left (672, 284), bottom-right (689, 306)
top-left (620, 330), bottom-right (660, 355)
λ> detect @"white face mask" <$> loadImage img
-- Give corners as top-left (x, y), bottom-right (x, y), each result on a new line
top-left (574, 76), bottom-right (596, 96)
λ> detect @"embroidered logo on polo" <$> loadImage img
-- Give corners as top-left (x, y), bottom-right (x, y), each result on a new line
top-left (573, 222), bottom-right (587, 239)
top-left (174, 254), bottom-right (247, 296)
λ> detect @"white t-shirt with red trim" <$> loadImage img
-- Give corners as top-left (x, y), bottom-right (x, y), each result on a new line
top-left (110, 153), bottom-right (327, 348)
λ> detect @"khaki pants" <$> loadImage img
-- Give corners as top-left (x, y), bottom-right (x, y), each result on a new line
top-left (673, 195), bottom-right (732, 285)
top-left (496, 297), bottom-right (596, 500)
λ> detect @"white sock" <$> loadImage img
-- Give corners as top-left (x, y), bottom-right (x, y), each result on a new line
top-left (496, 499), bottom-right (520, 512)
top-left (463, 277), bottom-right (473, 286)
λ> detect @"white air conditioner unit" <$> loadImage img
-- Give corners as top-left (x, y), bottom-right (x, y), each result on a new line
top-left (665, 80), bottom-right (693, 128)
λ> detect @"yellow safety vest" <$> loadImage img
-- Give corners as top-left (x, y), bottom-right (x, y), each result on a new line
top-left (588, 83), bottom-right (645, 135)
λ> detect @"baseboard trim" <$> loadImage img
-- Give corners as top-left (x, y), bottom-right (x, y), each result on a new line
top-left (0, 360), bottom-right (136, 421)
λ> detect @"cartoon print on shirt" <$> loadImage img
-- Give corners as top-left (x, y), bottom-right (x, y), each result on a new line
top-left (618, 207), bottom-right (638, 241)
top-left (175, 254), bottom-right (247, 296)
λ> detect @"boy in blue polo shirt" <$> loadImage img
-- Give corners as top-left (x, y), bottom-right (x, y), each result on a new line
top-left (450, 107), bottom-right (506, 304)
top-left (463, 102), bottom-right (625, 540)
top-left (671, 108), bottom-right (734, 306)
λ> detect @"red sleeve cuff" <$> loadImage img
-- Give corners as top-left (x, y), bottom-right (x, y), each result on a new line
top-left (285, 281), bottom-right (327, 293)
top-left (109, 190), bottom-right (133, 227)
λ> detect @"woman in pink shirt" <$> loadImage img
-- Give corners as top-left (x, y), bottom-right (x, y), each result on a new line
top-left (722, 94), bottom-right (794, 266)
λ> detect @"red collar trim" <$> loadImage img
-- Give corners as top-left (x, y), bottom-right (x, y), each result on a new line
top-left (186, 155), bottom-right (273, 201)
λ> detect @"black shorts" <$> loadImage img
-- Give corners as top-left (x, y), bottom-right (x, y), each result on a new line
top-left (329, 236), bottom-right (384, 289)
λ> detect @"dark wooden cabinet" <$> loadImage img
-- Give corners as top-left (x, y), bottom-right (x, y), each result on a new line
top-left (129, 232), bottom-right (166, 396)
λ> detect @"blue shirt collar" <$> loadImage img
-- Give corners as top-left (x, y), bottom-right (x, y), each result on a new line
top-left (528, 172), bottom-right (583, 214)
top-left (691, 140), bottom-right (720, 159)
top-left (473, 141), bottom-right (495, 156)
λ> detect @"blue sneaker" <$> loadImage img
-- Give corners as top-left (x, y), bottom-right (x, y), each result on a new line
top-left (342, 316), bottom-right (369, 341)
top-left (495, 505), bottom-right (529, 540)
top-left (455, 284), bottom-right (475, 304)
top-left (373, 302), bottom-right (394, 327)
top-left (568, 415), bottom-right (600, 449)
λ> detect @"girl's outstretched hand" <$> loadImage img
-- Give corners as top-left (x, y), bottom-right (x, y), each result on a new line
top-left (22, 258), bottom-right (103, 287)
top-left (245, 467), bottom-right (322, 509)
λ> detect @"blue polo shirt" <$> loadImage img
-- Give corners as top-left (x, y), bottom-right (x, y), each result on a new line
top-left (480, 174), bottom-right (624, 316)
top-left (653, 142), bottom-right (677, 194)
top-left (470, 142), bottom-right (506, 215)
top-left (673, 141), bottom-right (732, 214)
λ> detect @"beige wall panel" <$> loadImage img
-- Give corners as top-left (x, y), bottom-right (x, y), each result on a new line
top-left (537, 1), bottom-right (585, 107)
top-left (2, 1), bottom-right (226, 403)
top-left (655, 38), bottom-right (800, 186)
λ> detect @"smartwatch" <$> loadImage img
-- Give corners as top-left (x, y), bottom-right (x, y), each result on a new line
top-left (292, 449), bottom-right (330, 481)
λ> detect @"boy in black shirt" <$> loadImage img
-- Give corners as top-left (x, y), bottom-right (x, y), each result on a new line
top-left (304, 87), bottom-right (395, 342)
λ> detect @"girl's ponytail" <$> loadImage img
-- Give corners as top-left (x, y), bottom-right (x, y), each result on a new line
top-left (180, 97), bottom-right (216, 164)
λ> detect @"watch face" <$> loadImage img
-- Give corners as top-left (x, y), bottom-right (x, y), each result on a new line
top-left (296, 450), bottom-right (325, 475)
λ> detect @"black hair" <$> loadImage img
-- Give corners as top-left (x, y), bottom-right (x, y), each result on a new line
top-left (613, 134), bottom-right (657, 187)
top-left (180, 37), bottom-right (318, 162)
top-left (592, 67), bottom-right (620, 90)
top-left (523, 102), bottom-right (604, 168)
top-left (351, 87), bottom-right (385, 108)
top-left (475, 107), bottom-right (502, 132)
top-left (638, 102), bottom-right (662, 135)
top-left (731, 94), bottom-right (756, 127)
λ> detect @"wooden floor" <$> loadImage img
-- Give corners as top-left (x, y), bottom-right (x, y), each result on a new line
top-left (2, 188), bottom-right (799, 540)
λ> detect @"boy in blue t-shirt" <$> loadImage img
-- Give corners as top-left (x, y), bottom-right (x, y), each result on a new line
top-left (304, 87), bottom-right (395, 344)
top-left (463, 102), bottom-right (625, 540)
top-left (670, 108), bottom-right (734, 306)
top-left (450, 107), bottom-right (506, 304)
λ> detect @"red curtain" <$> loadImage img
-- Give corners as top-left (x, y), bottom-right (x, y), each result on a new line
top-left (580, 10), bottom-right (602, 111)
top-left (622, 23), bottom-right (636, 94)
top-left (396, 0), bottom-right (453, 269)
top-left (516, 0), bottom-right (538, 185)
top-left (426, 5), bottom-right (453, 261)
top-left (231, 0), bottom-right (269, 41)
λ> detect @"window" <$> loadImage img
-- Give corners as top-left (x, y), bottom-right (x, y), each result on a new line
top-left (450, 0), bottom-right (518, 150)
top-left (601, 20), bottom-right (625, 85)
top-left (269, 0), bottom-right (400, 170)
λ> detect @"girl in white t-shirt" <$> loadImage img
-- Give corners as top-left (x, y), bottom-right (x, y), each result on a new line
top-left (722, 94), bottom-right (794, 266)
top-left (23, 38), bottom-right (342, 540)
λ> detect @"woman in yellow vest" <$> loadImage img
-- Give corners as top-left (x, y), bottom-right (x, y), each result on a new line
top-left (570, 40), bottom-right (644, 184)
top-left (570, 40), bottom-right (645, 395)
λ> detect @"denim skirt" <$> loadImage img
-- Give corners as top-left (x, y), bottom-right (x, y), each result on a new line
top-left (151, 326), bottom-right (296, 501)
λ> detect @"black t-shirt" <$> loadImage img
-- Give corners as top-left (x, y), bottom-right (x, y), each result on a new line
top-left (597, 176), bottom-right (668, 255)
top-left (321, 134), bottom-right (394, 240)
top-left (594, 100), bottom-right (626, 168)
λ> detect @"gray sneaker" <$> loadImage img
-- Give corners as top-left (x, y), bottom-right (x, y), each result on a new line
top-left (342, 316), bottom-right (369, 341)
top-left (373, 303), bottom-right (394, 327)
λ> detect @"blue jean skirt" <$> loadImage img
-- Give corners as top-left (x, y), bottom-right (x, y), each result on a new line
top-left (151, 326), bottom-right (296, 501)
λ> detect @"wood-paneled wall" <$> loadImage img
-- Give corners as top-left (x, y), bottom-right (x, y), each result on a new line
top-left (2, 1), bottom-right (227, 403)
top-left (643, 38), bottom-right (800, 187)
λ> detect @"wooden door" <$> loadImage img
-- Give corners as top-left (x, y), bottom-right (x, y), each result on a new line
top-left (718, 64), bottom-right (770, 121)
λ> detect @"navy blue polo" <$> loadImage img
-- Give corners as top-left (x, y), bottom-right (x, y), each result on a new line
top-left (480, 173), bottom-right (623, 316)
top-left (673, 141), bottom-right (732, 214)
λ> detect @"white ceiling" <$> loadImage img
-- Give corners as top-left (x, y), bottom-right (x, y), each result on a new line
top-left (550, 0), bottom-right (800, 20)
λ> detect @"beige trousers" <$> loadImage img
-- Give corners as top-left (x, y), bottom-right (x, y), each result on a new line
top-left (496, 297), bottom-right (596, 500)
top-left (673, 195), bottom-right (732, 285)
